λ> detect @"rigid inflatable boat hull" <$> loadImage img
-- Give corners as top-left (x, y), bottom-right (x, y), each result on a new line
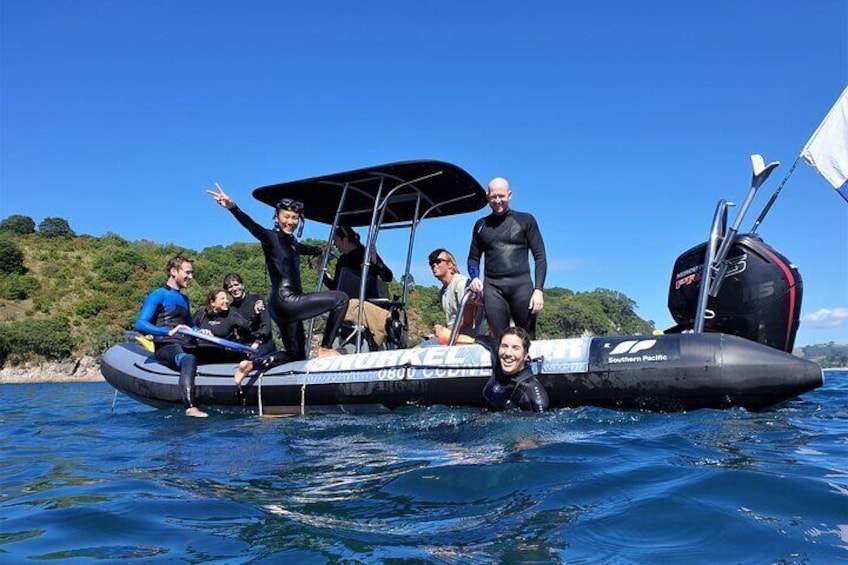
top-left (101, 333), bottom-right (822, 413)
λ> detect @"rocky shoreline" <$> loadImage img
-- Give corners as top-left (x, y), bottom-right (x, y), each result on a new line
top-left (0, 356), bottom-right (104, 384)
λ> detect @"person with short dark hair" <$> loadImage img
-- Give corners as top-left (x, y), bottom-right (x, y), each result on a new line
top-left (468, 177), bottom-right (547, 339)
top-left (208, 183), bottom-right (348, 360)
top-left (134, 255), bottom-right (208, 418)
top-left (481, 327), bottom-right (549, 412)
top-left (222, 273), bottom-right (275, 356)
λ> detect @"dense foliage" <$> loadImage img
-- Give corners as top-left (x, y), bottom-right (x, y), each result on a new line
top-left (0, 213), bottom-right (683, 366)
top-left (0, 214), bottom-right (36, 235)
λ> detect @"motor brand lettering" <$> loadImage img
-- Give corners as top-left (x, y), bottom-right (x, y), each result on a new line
top-left (607, 339), bottom-right (666, 364)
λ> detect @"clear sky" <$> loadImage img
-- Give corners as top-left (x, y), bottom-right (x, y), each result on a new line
top-left (1, 1), bottom-right (846, 346)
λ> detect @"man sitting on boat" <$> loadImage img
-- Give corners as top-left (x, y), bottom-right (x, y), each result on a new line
top-left (429, 248), bottom-right (480, 345)
top-left (134, 255), bottom-right (208, 418)
top-left (223, 273), bottom-right (275, 356)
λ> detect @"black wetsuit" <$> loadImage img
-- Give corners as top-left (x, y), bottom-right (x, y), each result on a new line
top-left (482, 365), bottom-right (549, 412)
top-left (135, 286), bottom-right (199, 409)
top-left (228, 206), bottom-right (349, 360)
top-left (467, 209), bottom-right (547, 338)
top-left (324, 243), bottom-right (393, 298)
top-left (192, 308), bottom-right (252, 363)
top-left (229, 293), bottom-right (275, 356)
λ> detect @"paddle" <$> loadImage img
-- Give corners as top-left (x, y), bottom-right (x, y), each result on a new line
top-left (177, 328), bottom-right (256, 354)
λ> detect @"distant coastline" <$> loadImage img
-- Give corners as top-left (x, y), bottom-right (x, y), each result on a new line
top-left (0, 356), bottom-right (103, 384)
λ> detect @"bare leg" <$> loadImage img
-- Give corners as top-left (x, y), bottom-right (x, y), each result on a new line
top-left (316, 347), bottom-right (340, 357)
top-left (234, 359), bottom-right (253, 386)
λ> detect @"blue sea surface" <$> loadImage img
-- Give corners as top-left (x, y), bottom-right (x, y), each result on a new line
top-left (1, 371), bottom-right (846, 564)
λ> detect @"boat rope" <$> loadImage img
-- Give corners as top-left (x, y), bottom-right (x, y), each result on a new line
top-left (257, 371), bottom-right (266, 417)
top-left (301, 364), bottom-right (313, 415)
top-left (110, 389), bottom-right (118, 413)
top-left (751, 156), bottom-right (801, 233)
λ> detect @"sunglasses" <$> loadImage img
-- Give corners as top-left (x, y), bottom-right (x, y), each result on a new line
top-left (276, 198), bottom-right (305, 213)
top-left (429, 258), bottom-right (447, 266)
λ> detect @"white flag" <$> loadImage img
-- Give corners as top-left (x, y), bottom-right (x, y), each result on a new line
top-left (801, 86), bottom-right (848, 203)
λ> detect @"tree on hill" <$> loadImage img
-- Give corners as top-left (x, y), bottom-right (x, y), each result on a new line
top-left (0, 214), bottom-right (36, 235)
top-left (0, 238), bottom-right (26, 275)
top-left (38, 217), bottom-right (76, 238)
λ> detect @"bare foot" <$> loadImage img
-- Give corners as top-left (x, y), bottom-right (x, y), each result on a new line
top-left (316, 347), bottom-right (340, 357)
top-left (234, 360), bottom-right (254, 386)
top-left (185, 406), bottom-right (209, 418)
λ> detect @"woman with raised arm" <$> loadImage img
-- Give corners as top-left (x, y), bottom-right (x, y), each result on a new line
top-left (207, 183), bottom-right (348, 364)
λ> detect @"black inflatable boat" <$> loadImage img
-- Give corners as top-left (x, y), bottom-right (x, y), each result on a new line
top-left (102, 159), bottom-right (823, 413)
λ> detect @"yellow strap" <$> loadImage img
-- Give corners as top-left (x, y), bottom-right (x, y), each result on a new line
top-left (135, 335), bottom-right (154, 353)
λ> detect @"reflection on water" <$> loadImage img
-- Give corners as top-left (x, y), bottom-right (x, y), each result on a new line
top-left (0, 375), bottom-right (846, 563)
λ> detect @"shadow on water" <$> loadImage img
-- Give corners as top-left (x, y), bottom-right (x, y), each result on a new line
top-left (0, 376), bottom-right (846, 563)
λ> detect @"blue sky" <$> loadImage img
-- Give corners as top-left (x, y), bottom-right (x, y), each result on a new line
top-left (1, 1), bottom-right (846, 346)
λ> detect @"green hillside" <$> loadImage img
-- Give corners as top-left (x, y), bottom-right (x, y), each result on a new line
top-left (1, 213), bottom-right (658, 365)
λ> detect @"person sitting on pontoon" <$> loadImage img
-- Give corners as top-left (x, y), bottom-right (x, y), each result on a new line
top-left (192, 289), bottom-right (252, 364)
top-left (223, 273), bottom-right (275, 356)
top-left (429, 248), bottom-right (479, 345)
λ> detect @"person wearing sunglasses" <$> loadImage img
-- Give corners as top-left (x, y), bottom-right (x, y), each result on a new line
top-left (207, 183), bottom-right (348, 362)
top-left (467, 177), bottom-right (547, 339)
top-left (428, 248), bottom-right (481, 345)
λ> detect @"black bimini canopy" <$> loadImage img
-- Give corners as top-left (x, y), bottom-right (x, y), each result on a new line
top-left (252, 160), bottom-right (488, 226)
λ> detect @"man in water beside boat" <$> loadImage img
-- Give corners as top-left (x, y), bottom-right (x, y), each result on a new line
top-left (468, 177), bottom-right (547, 339)
top-left (223, 273), bottom-right (275, 356)
top-left (134, 255), bottom-right (208, 418)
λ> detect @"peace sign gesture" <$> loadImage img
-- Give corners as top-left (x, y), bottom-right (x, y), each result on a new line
top-left (206, 182), bottom-right (236, 210)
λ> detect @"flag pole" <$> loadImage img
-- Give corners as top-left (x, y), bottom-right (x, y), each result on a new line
top-left (750, 156), bottom-right (802, 234)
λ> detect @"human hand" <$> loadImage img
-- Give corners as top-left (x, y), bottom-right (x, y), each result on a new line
top-left (206, 182), bottom-right (235, 209)
top-left (254, 299), bottom-right (265, 314)
top-left (368, 246), bottom-right (378, 265)
top-left (169, 324), bottom-right (191, 337)
top-left (529, 289), bottom-right (544, 314)
top-left (469, 278), bottom-right (483, 293)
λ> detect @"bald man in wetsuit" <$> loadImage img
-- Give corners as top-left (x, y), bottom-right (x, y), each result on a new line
top-left (468, 177), bottom-right (547, 339)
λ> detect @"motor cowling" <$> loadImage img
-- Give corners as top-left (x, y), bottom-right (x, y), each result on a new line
top-left (667, 234), bottom-right (803, 352)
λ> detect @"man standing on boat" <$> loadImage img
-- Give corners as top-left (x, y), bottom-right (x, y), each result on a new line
top-left (467, 177), bottom-right (547, 339)
top-left (134, 255), bottom-right (208, 418)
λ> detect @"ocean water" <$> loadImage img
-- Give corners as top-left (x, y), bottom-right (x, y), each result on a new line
top-left (1, 372), bottom-right (846, 564)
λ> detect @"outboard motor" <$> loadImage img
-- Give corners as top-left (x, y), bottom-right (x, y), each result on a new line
top-left (667, 234), bottom-right (803, 352)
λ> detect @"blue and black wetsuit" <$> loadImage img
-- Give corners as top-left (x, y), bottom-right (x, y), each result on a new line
top-left (135, 286), bottom-right (199, 409)
top-left (468, 209), bottom-right (547, 338)
top-left (227, 206), bottom-right (349, 360)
